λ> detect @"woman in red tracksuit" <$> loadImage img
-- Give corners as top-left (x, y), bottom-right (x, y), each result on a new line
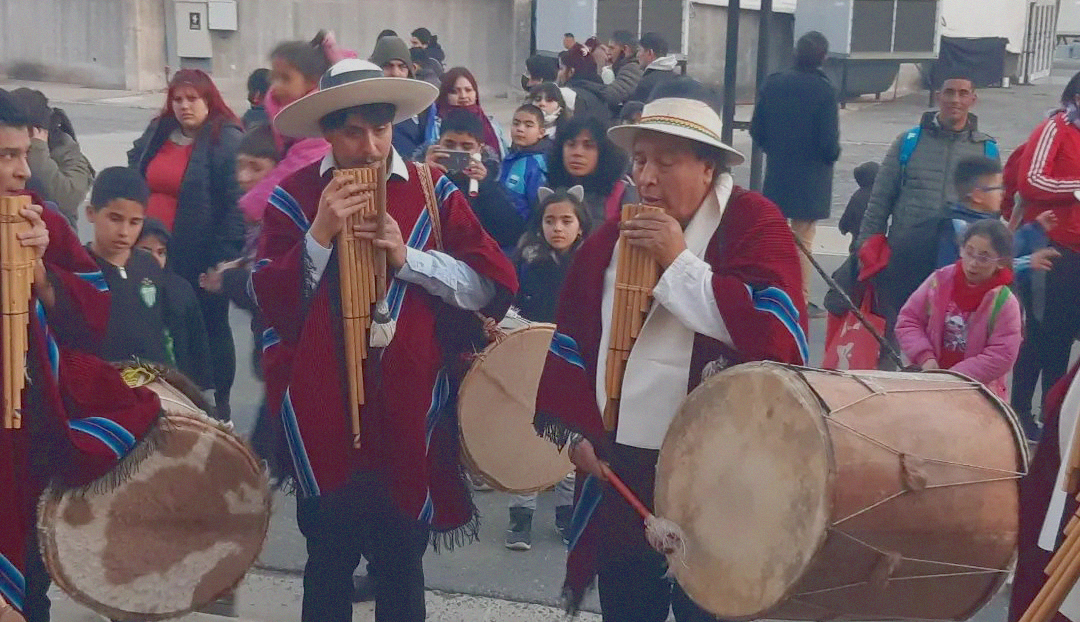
top-left (1016, 70), bottom-right (1080, 420)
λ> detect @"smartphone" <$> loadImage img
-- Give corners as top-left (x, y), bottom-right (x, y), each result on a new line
top-left (440, 149), bottom-right (474, 173)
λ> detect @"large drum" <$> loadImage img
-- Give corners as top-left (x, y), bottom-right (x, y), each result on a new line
top-left (655, 363), bottom-right (1026, 621)
top-left (38, 366), bottom-right (271, 622)
top-left (458, 316), bottom-right (574, 492)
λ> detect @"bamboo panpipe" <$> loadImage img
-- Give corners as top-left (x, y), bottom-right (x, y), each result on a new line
top-left (602, 204), bottom-right (662, 431)
top-left (333, 165), bottom-right (385, 448)
top-left (1, 196), bottom-right (33, 430)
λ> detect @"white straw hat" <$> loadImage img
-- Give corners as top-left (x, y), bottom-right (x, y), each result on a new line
top-left (274, 59), bottom-right (438, 138)
top-left (608, 97), bottom-right (745, 166)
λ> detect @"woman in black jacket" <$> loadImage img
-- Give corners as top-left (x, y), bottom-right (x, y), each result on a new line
top-left (558, 43), bottom-right (613, 125)
top-left (546, 115), bottom-right (633, 226)
top-left (128, 69), bottom-right (244, 420)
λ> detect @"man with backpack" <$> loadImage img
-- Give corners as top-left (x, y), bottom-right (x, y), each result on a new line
top-left (855, 73), bottom-right (999, 365)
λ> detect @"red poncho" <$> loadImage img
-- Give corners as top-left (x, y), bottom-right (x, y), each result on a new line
top-left (253, 160), bottom-right (516, 545)
top-left (533, 187), bottom-right (808, 611)
top-left (0, 198), bottom-right (162, 614)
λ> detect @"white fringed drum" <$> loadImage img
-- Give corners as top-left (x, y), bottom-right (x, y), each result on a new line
top-left (655, 362), bottom-right (1027, 621)
top-left (37, 365), bottom-right (271, 622)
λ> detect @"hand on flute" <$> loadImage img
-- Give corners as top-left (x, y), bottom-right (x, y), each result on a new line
top-left (309, 176), bottom-right (372, 248)
top-left (353, 213), bottom-right (406, 269)
top-left (620, 210), bottom-right (686, 269)
top-left (18, 204), bottom-right (49, 259)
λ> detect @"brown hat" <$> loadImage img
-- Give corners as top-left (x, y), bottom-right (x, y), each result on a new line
top-left (369, 36), bottom-right (411, 70)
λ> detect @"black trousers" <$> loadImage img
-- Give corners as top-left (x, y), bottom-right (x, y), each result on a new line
top-left (1011, 313), bottom-right (1056, 436)
top-left (1036, 246), bottom-right (1080, 398)
top-left (198, 292), bottom-right (235, 421)
top-left (596, 444), bottom-right (720, 622)
top-left (296, 475), bottom-right (429, 622)
top-left (23, 526), bottom-right (50, 622)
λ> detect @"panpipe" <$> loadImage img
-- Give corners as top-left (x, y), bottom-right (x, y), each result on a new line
top-left (1020, 415), bottom-right (1080, 622)
top-left (602, 204), bottom-right (662, 431)
top-left (1, 195), bottom-right (34, 430)
top-left (333, 165), bottom-right (387, 449)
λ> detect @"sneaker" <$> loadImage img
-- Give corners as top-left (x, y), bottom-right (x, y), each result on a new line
top-left (554, 505), bottom-right (573, 545)
top-left (807, 302), bottom-right (828, 319)
top-left (505, 507), bottom-right (533, 551)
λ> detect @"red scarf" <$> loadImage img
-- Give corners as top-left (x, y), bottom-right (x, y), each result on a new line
top-left (438, 103), bottom-right (501, 157)
top-left (951, 260), bottom-right (1013, 312)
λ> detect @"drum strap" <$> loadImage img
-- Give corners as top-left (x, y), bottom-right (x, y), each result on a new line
top-left (416, 164), bottom-right (444, 252)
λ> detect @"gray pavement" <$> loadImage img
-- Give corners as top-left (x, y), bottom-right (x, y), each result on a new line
top-left (15, 63), bottom-right (1073, 620)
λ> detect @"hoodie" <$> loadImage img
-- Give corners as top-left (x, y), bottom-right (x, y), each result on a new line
top-left (629, 55), bottom-right (679, 103)
top-left (499, 138), bottom-right (550, 221)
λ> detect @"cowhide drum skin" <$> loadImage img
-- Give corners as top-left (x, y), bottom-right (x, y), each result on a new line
top-left (37, 372), bottom-right (271, 621)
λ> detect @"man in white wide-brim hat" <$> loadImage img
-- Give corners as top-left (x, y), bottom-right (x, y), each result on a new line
top-left (253, 58), bottom-right (517, 622)
top-left (534, 78), bottom-right (808, 620)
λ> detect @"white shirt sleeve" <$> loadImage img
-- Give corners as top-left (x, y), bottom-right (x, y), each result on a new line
top-left (396, 246), bottom-right (497, 311)
top-left (652, 249), bottom-right (733, 346)
top-left (305, 231), bottom-right (333, 285)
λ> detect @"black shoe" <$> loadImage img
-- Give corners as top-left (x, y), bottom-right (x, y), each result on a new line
top-left (505, 507), bottom-right (533, 551)
top-left (351, 573), bottom-right (376, 603)
top-left (555, 505), bottom-right (573, 545)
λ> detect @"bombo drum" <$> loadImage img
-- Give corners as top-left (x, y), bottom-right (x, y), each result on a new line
top-left (458, 316), bottom-right (574, 492)
top-left (655, 362), bottom-right (1026, 621)
top-left (38, 366), bottom-right (271, 622)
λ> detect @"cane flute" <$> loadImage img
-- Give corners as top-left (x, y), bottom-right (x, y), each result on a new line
top-left (602, 204), bottom-right (661, 431)
top-left (1, 196), bottom-right (33, 430)
top-left (333, 165), bottom-right (382, 449)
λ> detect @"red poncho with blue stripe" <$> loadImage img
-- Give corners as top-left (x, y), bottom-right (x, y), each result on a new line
top-left (534, 187), bottom-right (808, 611)
top-left (0, 199), bottom-right (162, 614)
top-left (253, 160), bottom-right (516, 545)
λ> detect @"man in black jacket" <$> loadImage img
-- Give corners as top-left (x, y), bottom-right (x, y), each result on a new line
top-left (600, 30), bottom-right (644, 114)
top-left (750, 31), bottom-right (841, 317)
top-left (629, 32), bottom-right (678, 103)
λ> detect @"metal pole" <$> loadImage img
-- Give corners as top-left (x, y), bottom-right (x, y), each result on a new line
top-left (721, 0), bottom-right (740, 145)
top-left (749, 0), bottom-right (772, 191)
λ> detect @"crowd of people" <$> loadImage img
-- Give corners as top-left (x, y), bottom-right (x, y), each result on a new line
top-left (3, 17), bottom-right (1080, 622)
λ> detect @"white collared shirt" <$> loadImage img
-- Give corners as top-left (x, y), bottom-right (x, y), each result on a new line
top-left (303, 148), bottom-right (497, 311)
top-left (596, 174), bottom-right (736, 449)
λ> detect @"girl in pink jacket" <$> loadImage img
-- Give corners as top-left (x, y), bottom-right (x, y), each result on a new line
top-left (896, 219), bottom-right (1022, 398)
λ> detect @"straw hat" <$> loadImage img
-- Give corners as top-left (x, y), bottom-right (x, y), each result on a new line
top-left (608, 97), bottom-right (745, 166)
top-left (274, 58), bottom-right (438, 138)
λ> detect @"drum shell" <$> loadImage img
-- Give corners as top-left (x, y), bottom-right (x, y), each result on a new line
top-left (656, 363), bottom-right (1025, 621)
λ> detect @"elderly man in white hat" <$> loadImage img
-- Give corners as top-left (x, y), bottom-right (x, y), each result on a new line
top-left (534, 78), bottom-right (807, 621)
top-left (252, 59), bottom-right (517, 622)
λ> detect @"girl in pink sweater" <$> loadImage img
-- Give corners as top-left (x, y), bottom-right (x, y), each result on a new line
top-left (896, 219), bottom-right (1022, 398)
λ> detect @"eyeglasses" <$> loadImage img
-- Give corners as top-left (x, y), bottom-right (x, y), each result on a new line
top-left (976, 185), bottom-right (1005, 192)
top-left (960, 246), bottom-right (1001, 266)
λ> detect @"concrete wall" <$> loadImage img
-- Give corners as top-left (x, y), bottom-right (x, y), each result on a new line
top-left (687, 3), bottom-right (794, 100)
top-left (0, 0), bottom-right (133, 88)
top-left (175, 0), bottom-right (523, 97)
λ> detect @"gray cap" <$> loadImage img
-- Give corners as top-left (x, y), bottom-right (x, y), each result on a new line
top-left (369, 36), bottom-right (411, 69)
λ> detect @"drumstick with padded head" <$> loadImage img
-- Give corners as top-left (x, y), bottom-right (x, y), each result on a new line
top-left (600, 464), bottom-right (687, 565)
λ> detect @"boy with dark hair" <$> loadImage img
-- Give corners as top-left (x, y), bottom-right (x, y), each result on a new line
top-left (134, 218), bottom-right (214, 394)
top-left (630, 32), bottom-right (677, 102)
top-left (500, 104), bottom-right (548, 226)
top-left (243, 68), bottom-right (271, 129)
top-left (426, 109), bottom-right (525, 251)
top-left (85, 166), bottom-right (173, 367)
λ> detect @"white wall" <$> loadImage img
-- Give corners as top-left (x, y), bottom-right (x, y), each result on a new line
top-left (1060, 0), bottom-right (1080, 35)
top-left (939, 0), bottom-right (1027, 53)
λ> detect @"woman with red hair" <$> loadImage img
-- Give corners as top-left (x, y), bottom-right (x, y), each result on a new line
top-left (435, 66), bottom-right (509, 160)
top-left (128, 69), bottom-right (244, 420)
